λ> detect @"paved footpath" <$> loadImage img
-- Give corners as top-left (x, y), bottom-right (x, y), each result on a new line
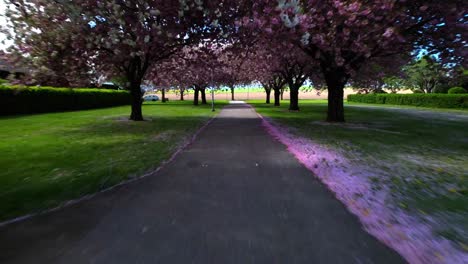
top-left (0, 102), bottom-right (405, 264)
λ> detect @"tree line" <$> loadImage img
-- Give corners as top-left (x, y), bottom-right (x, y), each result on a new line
top-left (1, 0), bottom-right (466, 121)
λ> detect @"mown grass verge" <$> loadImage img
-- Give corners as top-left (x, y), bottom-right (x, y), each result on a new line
top-left (250, 99), bottom-right (468, 246)
top-left (0, 100), bottom-right (226, 222)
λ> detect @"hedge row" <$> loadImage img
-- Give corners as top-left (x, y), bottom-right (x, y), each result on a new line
top-left (0, 85), bottom-right (131, 115)
top-left (347, 94), bottom-right (468, 109)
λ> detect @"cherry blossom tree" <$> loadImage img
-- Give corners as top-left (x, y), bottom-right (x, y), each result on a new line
top-left (349, 55), bottom-right (409, 94)
top-left (3, 0), bottom-right (237, 120)
top-left (150, 44), bottom-right (221, 105)
top-left (234, 43), bottom-right (279, 105)
top-left (255, 61), bottom-right (287, 106)
top-left (215, 59), bottom-right (250, 101)
top-left (4, 1), bottom-right (466, 121)
top-left (241, 0), bottom-right (467, 121)
top-left (1, 3), bottom-right (94, 87)
top-left (261, 42), bottom-right (313, 110)
top-left (260, 75), bottom-right (287, 105)
top-left (278, 56), bottom-right (311, 111)
top-left (238, 39), bottom-right (311, 109)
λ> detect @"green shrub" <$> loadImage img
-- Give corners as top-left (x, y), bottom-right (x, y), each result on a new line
top-left (371, 89), bottom-right (387, 94)
top-left (413, 90), bottom-right (424, 93)
top-left (347, 94), bottom-right (468, 109)
top-left (447, 87), bottom-right (467, 94)
top-left (0, 85), bottom-right (131, 116)
top-left (433, 85), bottom-right (450, 94)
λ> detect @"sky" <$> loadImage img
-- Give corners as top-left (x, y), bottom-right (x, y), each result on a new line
top-left (0, 2), bottom-right (13, 51)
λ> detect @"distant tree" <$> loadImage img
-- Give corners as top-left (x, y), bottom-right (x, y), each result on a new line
top-left (110, 76), bottom-right (128, 89)
top-left (451, 68), bottom-right (468, 90)
top-left (215, 48), bottom-right (253, 101)
top-left (404, 56), bottom-right (446, 93)
top-left (430, 66), bottom-right (468, 93)
top-left (349, 55), bottom-right (409, 94)
top-left (383, 76), bottom-right (405, 94)
top-left (246, 41), bottom-right (314, 110)
top-left (265, 76), bottom-right (287, 106)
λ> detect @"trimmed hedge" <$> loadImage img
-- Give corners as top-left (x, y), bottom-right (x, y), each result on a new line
top-left (0, 85), bottom-right (131, 115)
top-left (347, 94), bottom-right (468, 109)
top-left (448, 87), bottom-right (467, 94)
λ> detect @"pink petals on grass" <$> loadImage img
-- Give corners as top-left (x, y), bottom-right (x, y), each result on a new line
top-left (258, 114), bottom-right (467, 264)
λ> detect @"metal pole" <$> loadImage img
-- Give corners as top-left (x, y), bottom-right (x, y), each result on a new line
top-left (211, 87), bottom-right (215, 112)
top-left (210, 69), bottom-right (215, 112)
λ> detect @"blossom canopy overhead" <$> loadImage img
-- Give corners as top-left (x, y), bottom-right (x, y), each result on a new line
top-left (2, 0), bottom-right (466, 121)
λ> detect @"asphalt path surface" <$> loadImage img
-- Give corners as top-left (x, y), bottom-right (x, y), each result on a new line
top-left (0, 102), bottom-right (404, 264)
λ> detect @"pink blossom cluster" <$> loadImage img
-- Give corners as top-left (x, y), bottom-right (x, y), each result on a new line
top-left (2, 0), bottom-right (466, 120)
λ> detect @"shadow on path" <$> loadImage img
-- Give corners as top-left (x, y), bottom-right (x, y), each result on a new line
top-left (0, 103), bottom-right (405, 264)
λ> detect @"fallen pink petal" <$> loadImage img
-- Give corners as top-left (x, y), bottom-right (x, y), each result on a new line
top-left (258, 113), bottom-right (467, 264)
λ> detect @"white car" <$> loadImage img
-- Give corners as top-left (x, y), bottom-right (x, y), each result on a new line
top-left (143, 94), bottom-right (160, 101)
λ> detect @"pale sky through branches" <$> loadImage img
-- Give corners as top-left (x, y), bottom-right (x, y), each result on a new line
top-left (0, 1), bottom-right (13, 51)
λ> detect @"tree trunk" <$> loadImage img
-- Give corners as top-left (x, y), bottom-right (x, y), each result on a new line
top-left (265, 88), bottom-right (271, 104)
top-left (161, 89), bottom-right (166, 103)
top-left (326, 85), bottom-right (345, 122)
top-left (194, 88), bottom-right (199, 106)
top-left (289, 85), bottom-right (299, 111)
top-left (129, 83), bottom-right (144, 121)
top-left (201, 88), bottom-right (207, 104)
top-left (230, 86), bottom-right (235, 100)
top-left (274, 89), bottom-right (281, 106)
top-left (180, 89), bottom-right (184, 101)
top-left (126, 56), bottom-right (148, 121)
top-left (280, 88), bottom-right (284, 100)
top-left (323, 68), bottom-right (347, 122)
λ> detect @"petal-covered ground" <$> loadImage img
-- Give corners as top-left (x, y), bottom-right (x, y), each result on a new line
top-left (255, 106), bottom-right (467, 264)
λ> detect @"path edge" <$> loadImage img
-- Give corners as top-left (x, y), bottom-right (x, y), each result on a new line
top-left (246, 103), bottom-right (467, 264)
top-left (0, 111), bottom-right (219, 228)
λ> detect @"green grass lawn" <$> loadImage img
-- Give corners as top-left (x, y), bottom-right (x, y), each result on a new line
top-left (0, 101), bottom-right (225, 222)
top-left (250, 99), bottom-right (468, 245)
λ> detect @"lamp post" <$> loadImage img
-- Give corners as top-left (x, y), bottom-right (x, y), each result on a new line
top-left (210, 68), bottom-right (215, 112)
top-left (211, 86), bottom-right (215, 112)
